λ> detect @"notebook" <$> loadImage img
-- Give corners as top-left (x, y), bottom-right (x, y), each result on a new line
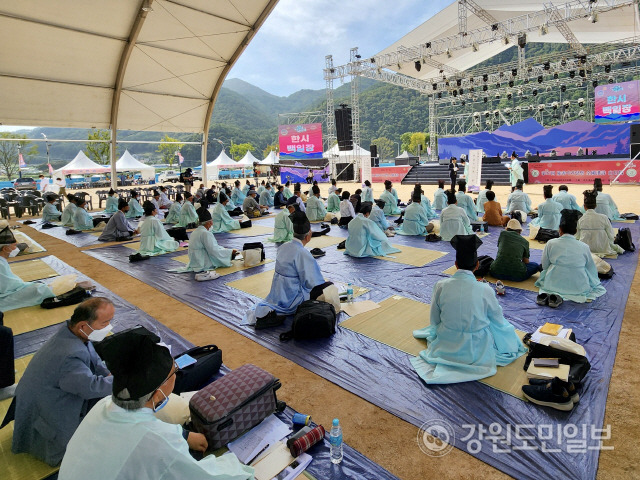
top-left (526, 363), bottom-right (570, 382)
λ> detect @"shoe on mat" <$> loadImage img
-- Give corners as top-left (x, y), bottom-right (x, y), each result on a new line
top-left (548, 294), bottom-right (563, 308)
top-left (310, 248), bottom-right (326, 258)
top-left (536, 293), bottom-right (549, 306)
top-left (522, 377), bottom-right (574, 411)
top-left (320, 223), bottom-right (330, 228)
top-left (529, 378), bottom-right (579, 403)
top-left (129, 253), bottom-right (150, 263)
top-left (495, 280), bottom-right (506, 295)
top-left (195, 271), bottom-right (220, 282)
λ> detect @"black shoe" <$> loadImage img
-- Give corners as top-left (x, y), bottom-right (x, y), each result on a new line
top-left (522, 377), bottom-right (574, 411)
top-left (23, 220), bottom-right (36, 225)
top-left (66, 229), bottom-right (81, 235)
top-left (536, 293), bottom-right (549, 306)
top-left (320, 223), bottom-right (330, 229)
top-left (255, 310), bottom-right (286, 330)
top-left (330, 218), bottom-right (338, 225)
top-left (129, 253), bottom-right (150, 263)
top-left (310, 248), bottom-right (326, 258)
top-left (548, 294), bottom-right (563, 308)
top-left (528, 378), bottom-right (579, 403)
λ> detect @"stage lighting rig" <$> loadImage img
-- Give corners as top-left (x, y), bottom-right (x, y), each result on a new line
top-left (414, 61), bottom-right (421, 72)
top-left (560, 84), bottom-right (566, 92)
top-left (578, 98), bottom-right (585, 107)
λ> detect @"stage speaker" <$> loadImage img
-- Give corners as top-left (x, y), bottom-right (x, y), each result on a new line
top-left (632, 143), bottom-right (640, 159)
top-left (335, 106), bottom-right (353, 151)
top-left (370, 144), bottom-right (378, 158)
top-left (631, 124), bottom-right (640, 158)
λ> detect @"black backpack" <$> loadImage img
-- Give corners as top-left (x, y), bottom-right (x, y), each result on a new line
top-left (535, 228), bottom-right (560, 243)
top-left (172, 345), bottom-right (223, 395)
top-left (242, 242), bottom-right (265, 261)
top-left (179, 173), bottom-right (184, 183)
top-left (614, 227), bottom-right (635, 252)
top-left (166, 226), bottom-right (188, 241)
top-left (41, 286), bottom-right (91, 309)
top-left (474, 255), bottom-right (494, 277)
top-left (279, 300), bottom-right (336, 341)
top-left (621, 213), bottom-right (639, 220)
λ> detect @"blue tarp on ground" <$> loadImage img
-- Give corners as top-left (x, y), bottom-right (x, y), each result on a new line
top-left (83, 217), bottom-right (639, 480)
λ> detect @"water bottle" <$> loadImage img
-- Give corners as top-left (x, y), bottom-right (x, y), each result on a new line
top-left (346, 283), bottom-right (354, 302)
top-left (329, 418), bottom-right (343, 464)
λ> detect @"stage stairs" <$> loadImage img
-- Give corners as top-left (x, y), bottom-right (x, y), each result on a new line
top-left (401, 163), bottom-right (512, 186)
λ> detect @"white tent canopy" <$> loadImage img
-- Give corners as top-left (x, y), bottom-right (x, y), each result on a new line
top-left (237, 150), bottom-right (260, 167)
top-left (207, 150), bottom-right (236, 168)
top-left (260, 151), bottom-right (279, 165)
top-left (396, 150), bottom-right (418, 159)
top-left (53, 151), bottom-right (110, 176)
top-left (324, 144), bottom-right (370, 158)
top-left (116, 150), bottom-right (155, 180)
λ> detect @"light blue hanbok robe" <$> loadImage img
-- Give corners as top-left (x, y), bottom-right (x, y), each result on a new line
top-left (576, 209), bottom-right (624, 257)
top-left (463, 163), bottom-right (469, 179)
top-left (104, 196), bottom-right (118, 214)
top-left (177, 201), bottom-right (198, 228)
top-left (164, 201), bottom-right (182, 224)
top-left (254, 238), bottom-right (324, 318)
top-left (361, 186), bottom-right (374, 203)
top-left (0, 257), bottom-right (54, 311)
top-left (60, 203), bottom-right (77, 226)
top-left (268, 209), bottom-right (293, 243)
top-left (126, 198), bottom-right (144, 218)
top-left (242, 184), bottom-right (250, 195)
top-left (439, 204), bottom-right (473, 241)
top-left (258, 189), bottom-right (274, 207)
top-left (506, 190), bottom-right (532, 213)
top-left (42, 203), bottom-right (61, 222)
top-left (345, 214), bottom-right (401, 258)
top-left (182, 226), bottom-right (233, 271)
top-left (433, 188), bottom-right (447, 210)
top-left (211, 203), bottom-right (240, 233)
top-left (530, 198), bottom-right (563, 230)
top-left (73, 207), bottom-right (94, 231)
top-left (455, 192), bottom-right (477, 222)
top-left (397, 202), bottom-right (431, 236)
top-left (476, 189), bottom-right (491, 214)
top-left (231, 187), bottom-right (246, 205)
top-left (595, 192), bottom-right (622, 221)
top-left (369, 205), bottom-right (389, 232)
top-left (59, 396), bottom-right (254, 480)
top-left (218, 191), bottom-right (237, 212)
top-left (306, 195), bottom-right (327, 221)
top-left (380, 190), bottom-right (401, 215)
top-left (138, 216), bottom-right (179, 256)
top-left (420, 195), bottom-right (437, 220)
top-left (257, 185), bottom-right (266, 196)
top-left (283, 187), bottom-right (293, 199)
top-left (327, 193), bottom-right (340, 213)
top-left (391, 187), bottom-right (400, 205)
top-left (535, 234), bottom-right (606, 303)
top-left (411, 269), bottom-right (527, 384)
top-left (553, 191), bottom-right (583, 213)
top-left (509, 159), bottom-right (524, 187)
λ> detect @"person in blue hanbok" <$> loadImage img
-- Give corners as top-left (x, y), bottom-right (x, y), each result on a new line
top-left (432, 180), bottom-right (448, 210)
top-left (553, 185), bottom-right (583, 213)
top-left (328, 179), bottom-right (338, 196)
top-left (577, 190), bottom-right (624, 258)
top-left (258, 184), bottom-right (274, 207)
top-left (461, 159), bottom-right (469, 180)
top-left (455, 181), bottom-right (477, 222)
top-left (370, 200), bottom-right (393, 235)
top-left (73, 199), bottom-right (95, 231)
top-left (411, 234), bottom-right (527, 384)
top-left (210, 193), bottom-right (241, 233)
top-left (256, 181), bottom-right (266, 196)
top-left (181, 208), bottom-right (238, 272)
top-left (158, 186), bottom-right (172, 209)
top-left (254, 211), bottom-right (325, 320)
top-left (380, 180), bottom-right (401, 215)
top-left (42, 194), bottom-right (62, 222)
top-left (593, 178), bottom-right (622, 221)
top-left (164, 193), bottom-right (183, 224)
top-left (268, 199), bottom-right (297, 243)
top-left (506, 180), bottom-right (532, 214)
top-left (242, 180), bottom-right (251, 196)
top-left (361, 180), bottom-right (374, 203)
top-left (413, 184), bottom-right (437, 220)
top-left (60, 194), bottom-right (78, 226)
top-left (345, 204), bottom-right (401, 257)
top-left (231, 180), bottom-right (246, 205)
top-left (327, 187), bottom-right (341, 213)
top-left (306, 185), bottom-right (329, 221)
top-left (177, 193), bottom-right (198, 228)
top-left (439, 190), bottom-right (473, 241)
top-left (397, 192), bottom-right (434, 236)
top-left (104, 189), bottom-right (119, 214)
top-left (535, 210), bottom-right (606, 303)
top-left (475, 180), bottom-right (494, 214)
top-left (137, 202), bottom-right (179, 256)
top-left (283, 181), bottom-right (293, 199)
top-left (0, 227), bottom-right (54, 311)
top-left (530, 185), bottom-right (563, 230)
top-left (126, 192), bottom-right (144, 218)
top-left (507, 151), bottom-right (524, 191)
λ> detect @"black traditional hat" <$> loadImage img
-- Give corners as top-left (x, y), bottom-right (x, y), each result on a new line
top-left (583, 189), bottom-right (597, 208)
top-left (197, 205), bottom-right (212, 222)
top-left (118, 198), bottom-right (128, 210)
top-left (450, 234), bottom-right (483, 270)
top-left (0, 226), bottom-right (16, 245)
top-left (289, 210), bottom-right (310, 235)
top-left (219, 192), bottom-right (228, 203)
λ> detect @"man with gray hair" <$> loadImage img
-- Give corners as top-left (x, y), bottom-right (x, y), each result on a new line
top-left (12, 297), bottom-right (115, 466)
top-left (243, 188), bottom-right (268, 217)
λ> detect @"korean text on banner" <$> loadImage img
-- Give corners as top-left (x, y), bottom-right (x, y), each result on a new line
top-left (528, 159), bottom-right (639, 184)
top-left (278, 123), bottom-right (323, 160)
top-left (467, 149), bottom-right (483, 193)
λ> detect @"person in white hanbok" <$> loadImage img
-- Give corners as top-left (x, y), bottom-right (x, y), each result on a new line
top-left (439, 191), bottom-right (473, 241)
top-left (576, 190), bottom-right (624, 258)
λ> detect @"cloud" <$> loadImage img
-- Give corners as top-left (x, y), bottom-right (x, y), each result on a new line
top-left (229, 0), bottom-right (451, 96)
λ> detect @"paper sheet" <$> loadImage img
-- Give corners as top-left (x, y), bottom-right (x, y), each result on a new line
top-left (341, 300), bottom-right (380, 317)
top-left (253, 442), bottom-right (296, 480)
top-left (227, 415), bottom-right (291, 465)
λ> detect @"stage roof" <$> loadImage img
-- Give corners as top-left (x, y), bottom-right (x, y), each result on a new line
top-left (377, 1), bottom-right (640, 81)
top-left (0, 0), bottom-right (278, 133)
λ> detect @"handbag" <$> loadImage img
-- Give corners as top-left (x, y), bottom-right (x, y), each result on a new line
top-left (166, 226), bottom-right (188, 241)
top-left (425, 233), bottom-right (441, 242)
top-left (40, 286), bottom-right (90, 309)
top-left (243, 242), bottom-right (264, 267)
top-left (522, 333), bottom-right (591, 384)
top-left (173, 345), bottom-right (223, 395)
top-left (280, 300), bottom-right (336, 342)
top-left (614, 227), bottom-right (635, 252)
top-left (534, 228), bottom-right (559, 243)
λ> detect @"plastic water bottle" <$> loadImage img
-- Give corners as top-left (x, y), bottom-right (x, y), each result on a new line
top-left (346, 284), bottom-right (354, 302)
top-left (329, 418), bottom-right (343, 464)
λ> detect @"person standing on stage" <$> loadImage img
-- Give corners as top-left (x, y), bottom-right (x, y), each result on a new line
top-left (448, 157), bottom-right (459, 190)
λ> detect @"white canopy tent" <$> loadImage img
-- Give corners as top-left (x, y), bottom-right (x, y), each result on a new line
top-left (260, 151), bottom-right (279, 165)
top-left (206, 150), bottom-right (238, 180)
top-left (116, 150), bottom-right (155, 181)
top-left (237, 151), bottom-right (260, 167)
top-left (53, 151), bottom-right (110, 176)
top-left (324, 144), bottom-right (370, 159)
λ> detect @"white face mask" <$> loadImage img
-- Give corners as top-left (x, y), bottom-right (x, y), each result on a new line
top-left (83, 323), bottom-right (113, 342)
top-left (8, 247), bottom-right (20, 258)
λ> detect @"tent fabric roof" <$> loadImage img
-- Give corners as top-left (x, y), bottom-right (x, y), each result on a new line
top-left (396, 151), bottom-right (418, 159)
top-left (377, 1), bottom-right (640, 81)
top-left (54, 151), bottom-right (110, 175)
top-left (324, 144), bottom-right (370, 157)
top-left (260, 151), bottom-right (279, 165)
top-left (237, 150), bottom-right (260, 166)
top-left (0, 0), bottom-right (278, 133)
top-left (207, 149), bottom-right (236, 168)
top-left (116, 150), bottom-right (155, 172)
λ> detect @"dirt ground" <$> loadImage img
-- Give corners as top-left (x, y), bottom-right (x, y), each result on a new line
top-left (8, 179), bottom-right (640, 480)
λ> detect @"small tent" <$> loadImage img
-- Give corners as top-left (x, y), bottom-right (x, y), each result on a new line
top-left (237, 150), bottom-right (260, 167)
top-left (53, 151), bottom-right (110, 176)
top-left (323, 143), bottom-right (370, 158)
top-left (260, 151), bottom-right (279, 165)
top-left (116, 150), bottom-right (155, 181)
top-left (395, 150), bottom-right (419, 160)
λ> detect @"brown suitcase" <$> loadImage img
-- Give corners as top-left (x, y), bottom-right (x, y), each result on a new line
top-left (189, 364), bottom-right (283, 449)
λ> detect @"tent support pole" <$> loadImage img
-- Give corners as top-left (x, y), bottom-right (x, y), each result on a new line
top-left (201, 131), bottom-right (208, 187)
top-left (110, 128), bottom-right (117, 190)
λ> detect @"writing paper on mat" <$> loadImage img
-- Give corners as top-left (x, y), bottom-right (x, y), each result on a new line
top-left (227, 415), bottom-right (291, 464)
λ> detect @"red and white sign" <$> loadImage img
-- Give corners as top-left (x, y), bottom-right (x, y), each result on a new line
top-left (362, 166), bottom-right (412, 183)
top-left (528, 160), bottom-right (639, 184)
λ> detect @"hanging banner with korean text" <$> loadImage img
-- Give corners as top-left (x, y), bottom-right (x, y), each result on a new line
top-left (595, 80), bottom-right (640, 124)
top-left (467, 149), bottom-right (483, 193)
top-left (278, 123), bottom-right (323, 160)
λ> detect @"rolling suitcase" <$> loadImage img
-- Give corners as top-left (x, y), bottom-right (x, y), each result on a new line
top-left (189, 364), bottom-right (283, 449)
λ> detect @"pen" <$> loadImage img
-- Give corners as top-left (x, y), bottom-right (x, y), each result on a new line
top-left (248, 444), bottom-right (269, 465)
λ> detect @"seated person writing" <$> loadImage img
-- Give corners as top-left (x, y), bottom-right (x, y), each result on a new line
top-left (104, 189), bottom-right (118, 214)
top-left (439, 190), bottom-right (473, 241)
top-left (475, 180), bottom-right (494, 214)
top-left (530, 185), bottom-right (563, 230)
top-left (138, 201), bottom-right (179, 256)
top-left (126, 191), bottom-right (144, 218)
top-left (432, 180), bottom-right (447, 210)
top-left (482, 190), bottom-right (510, 227)
top-left (338, 190), bottom-right (356, 227)
top-left (327, 187), bottom-right (341, 213)
top-left (60, 194), bottom-right (78, 226)
top-left (258, 184), bottom-right (274, 208)
top-left (553, 185), bottom-right (583, 213)
top-left (243, 189), bottom-right (268, 217)
top-left (535, 210), bottom-right (606, 303)
top-left (273, 185), bottom-right (286, 209)
top-left (411, 234), bottom-right (527, 384)
top-left (98, 199), bottom-right (139, 242)
top-left (380, 180), bottom-right (401, 215)
top-left (42, 194), bottom-right (62, 223)
top-left (370, 200), bottom-right (394, 237)
top-left (59, 327), bottom-right (253, 480)
top-left (293, 186), bottom-right (307, 211)
top-left (455, 180), bottom-right (477, 222)
top-left (164, 193), bottom-right (183, 224)
top-left (210, 193), bottom-right (242, 233)
top-left (344, 203), bottom-right (401, 258)
top-left (231, 180), bottom-right (246, 205)
top-left (593, 177), bottom-right (622, 221)
top-left (306, 185), bottom-right (332, 222)
top-left (268, 198), bottom-right (297, 243)
top-left (13, 298), bottom-right (114, 466)
top-left (505, 180), bottom-right (532, 215)
top-left (0, 227), bottom-right (55, 311)
top-left (397, 191), bottom-right (434, 236)
top-left (415, 184), bottom-right (437, 220)
top-left (72, 198), bottom-right (97, 231)
top-left (177, 192), bottom-right (198, 228)
top-left (576, 189), bottom-right (624, 258)
top-left (490, 219), bottom-right (541, 281)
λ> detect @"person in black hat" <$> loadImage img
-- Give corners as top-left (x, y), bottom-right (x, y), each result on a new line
top-left (576, 189), bottom-right (624, 257)
top-left (182, 167), bottom-right (194, 193)
top-left (535, 209), bottom-right (606, 303)
top-left (268, 197), bottom-right (298, 243)
top-left (273, 184), bottom-right (286, 209)
top-left (293, 184), bottom-right (307, 211)
top-left (42, 193), bottom-right (62, 223)
top-left (104, 188), bottom-right (119, 214)
top-left (98, 198), bottom-right (139, 242)
top-left (411, 234), bottom-right (526, 384)
top-left (59, 326), bottom-right (253, 479)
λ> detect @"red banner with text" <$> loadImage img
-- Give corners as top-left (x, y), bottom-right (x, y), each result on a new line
top-left (528, 160), bottom-right (639, 184)
top-left (363, 166), bottom-right (412, 184)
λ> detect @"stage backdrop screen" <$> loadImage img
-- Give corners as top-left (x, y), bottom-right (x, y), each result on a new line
top-left (278, 123), bottom-right (323, 160)
top-left (595, 80), bottom-right (640, 123)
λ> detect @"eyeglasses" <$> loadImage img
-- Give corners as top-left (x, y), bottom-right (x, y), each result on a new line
top-left (161, 362), bottom-right (180, 385)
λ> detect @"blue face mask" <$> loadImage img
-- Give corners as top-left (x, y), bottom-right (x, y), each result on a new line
top-left (153, 389), bottom-right (169, 412)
